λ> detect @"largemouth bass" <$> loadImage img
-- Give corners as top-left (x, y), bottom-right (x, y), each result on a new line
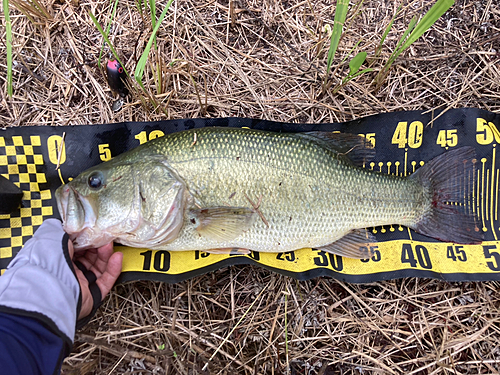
top-left (56, 127), bottom-right (482, 259)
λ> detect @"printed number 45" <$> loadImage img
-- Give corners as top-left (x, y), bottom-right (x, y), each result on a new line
top-left (436, 130), bottom-right (458, 148)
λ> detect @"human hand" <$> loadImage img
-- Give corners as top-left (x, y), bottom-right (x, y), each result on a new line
top-left (0, 219), bottom-right (122, 342)
top-left (67, 241), bottom-right (123, 321)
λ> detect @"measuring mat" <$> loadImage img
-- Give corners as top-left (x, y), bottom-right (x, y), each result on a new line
top-left (1, 108), bottom-right (499, 283)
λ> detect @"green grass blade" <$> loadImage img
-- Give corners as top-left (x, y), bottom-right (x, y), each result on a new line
top-left (340, 68), bottom-right (373, 87)
top-left (340, 39), bottom-right (362, 64)
top-left (325, 0), bottom-right (349, 78)
top-left (348, 67), bottom-right (373, 80)
top-left (399, 0), bottom-right (454, 52)
top-left (148, 0), bottom-right (157, 49)
top-left (348, 51), bottom-right (367, 76)
top-left (98, 0), bottom-right (120, 69)
top-left (134, 0), bottom-right (174, 88)
top-left (375, 5), bottom-right (401, 58)
top-left (136, 0), bottom-right (143, 16)
top-left (374, 0), bottom-right (454, 88)
top-left (392, 16), bottom-right (417, 57)
top-left (381, 15), bottom-right (417, 71)
top-left (380, 9), bottom-right (398, 45)
top-left (89, 11), bottom-right (129, 78)
top-left (390, 0), bottom-right (454, 65)
top-left (4, 0), bottom-right (13, 97)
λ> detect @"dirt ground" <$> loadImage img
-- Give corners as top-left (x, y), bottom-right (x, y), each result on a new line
top-left (1, 0), bottom-right (500, 373)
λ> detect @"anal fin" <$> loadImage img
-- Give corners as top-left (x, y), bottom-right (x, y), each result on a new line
top-left (317, 229), bottom-right (376, 259)
top-left (190, 207), bottom-right (256, 242)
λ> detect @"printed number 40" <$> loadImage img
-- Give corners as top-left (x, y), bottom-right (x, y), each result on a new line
top-left (392, 121), bottom-right (423, 149)
top-left (401, 244), bottom-right (432, 269)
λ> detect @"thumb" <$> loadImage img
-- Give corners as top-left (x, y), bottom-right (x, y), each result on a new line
top-left (67, 238), bottom-right (75, 259)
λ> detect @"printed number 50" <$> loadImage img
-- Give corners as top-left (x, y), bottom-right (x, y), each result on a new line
top-left (483, 245), bottom-right (500, 271)
top-left (476, 118), bottom-right (500, 145)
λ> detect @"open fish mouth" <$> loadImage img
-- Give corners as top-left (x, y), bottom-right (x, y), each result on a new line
top-left (56, 185), bottom-right (97, 243)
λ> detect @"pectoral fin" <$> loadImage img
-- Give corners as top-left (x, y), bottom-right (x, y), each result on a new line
top-left (189, 207), bottom-right (256, 242)
top-left (317, 229), bottom-right (376, 259)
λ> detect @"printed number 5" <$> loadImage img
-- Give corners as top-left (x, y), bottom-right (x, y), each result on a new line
top-left (483, 245), bottom-right (500, 271)
top-left (99, 144), bottom-right (112, 161)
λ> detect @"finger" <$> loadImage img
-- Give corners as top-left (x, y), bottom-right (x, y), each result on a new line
top-left (75, 267), bottom-right (89, 289)
top-left (89, 244), bottom-right (114, 277)
top-left (74, 249), bottom-right (99, 274)
top-left (75, 243), bottom-right (114, 276)
top-left (73, 265), bottom-right (93, 319)
top-left (67, 239), bottom-right (75, 259)
top-left (96, 251), bottom-right (123, 299)
top-left (94, 243), bottom-right (115, 271)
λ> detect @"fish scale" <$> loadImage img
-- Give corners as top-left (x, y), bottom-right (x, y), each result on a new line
top-left (142, 128), bottom-right (424, 252)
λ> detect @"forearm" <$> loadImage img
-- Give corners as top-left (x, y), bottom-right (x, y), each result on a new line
top-left (0, 312), bottom-right (67, 375)
top-left (0, 219), bottom-right (81, 374)
top-left (0, 219), bottom-right (122, 375)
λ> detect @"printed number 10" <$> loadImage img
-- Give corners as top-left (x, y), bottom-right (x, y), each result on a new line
top-left (140, 250), bottom-right (171, 272)
top-left (135, 130), bottom-right (165, 145)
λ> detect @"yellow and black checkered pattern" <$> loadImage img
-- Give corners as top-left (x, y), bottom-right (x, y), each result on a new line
top-left (0, 136), bottom-right (53, 274)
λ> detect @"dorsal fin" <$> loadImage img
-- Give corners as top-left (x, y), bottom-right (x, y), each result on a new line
top-left (296, 131), bottom-right (375, 166)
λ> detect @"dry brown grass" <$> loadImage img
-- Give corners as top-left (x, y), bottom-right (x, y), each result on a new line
top-left (66, 275), bottom-right (500, 374)
top-left (1, 0), bottom-right (500, 373)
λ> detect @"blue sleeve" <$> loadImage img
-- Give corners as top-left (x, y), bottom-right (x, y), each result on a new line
top-left (0, 312), bottom-right (67, 375)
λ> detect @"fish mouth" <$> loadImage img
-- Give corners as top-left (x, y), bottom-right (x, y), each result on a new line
top-left (55, 184), bottom-right (97, 245)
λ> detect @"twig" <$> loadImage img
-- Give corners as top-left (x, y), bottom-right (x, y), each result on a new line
top-left (244, 192), bottom-right (269, 228)
top-left (75, 333), bottom-right (157, 364)
top-left (55, 132), bottom-right (66, 170)
top-left (202, 284), bottom-right (269, 371)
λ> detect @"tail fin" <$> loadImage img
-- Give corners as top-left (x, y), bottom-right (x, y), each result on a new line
top-left (409, 147), bottom-right (483, 244)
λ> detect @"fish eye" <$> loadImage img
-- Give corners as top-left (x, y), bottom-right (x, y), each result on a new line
top-left (88, 172), bottom-right (104, 190)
